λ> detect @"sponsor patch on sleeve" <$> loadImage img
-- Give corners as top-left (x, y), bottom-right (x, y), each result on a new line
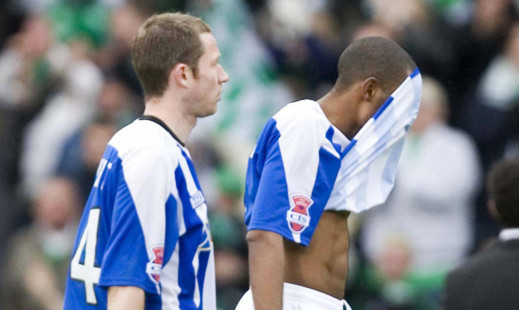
top-left (146, 245), bottom-right (164, 286)
top-left (286, 194), bottom-right (313, 234)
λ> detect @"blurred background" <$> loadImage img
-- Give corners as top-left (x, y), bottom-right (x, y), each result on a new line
top-left (0, 0), bottom-right (518, 309)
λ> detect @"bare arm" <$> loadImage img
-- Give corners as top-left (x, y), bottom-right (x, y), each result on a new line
top-left (246, 229), bottom-right (284, 310)
top-left (107, 286), bottom-right (145, 310)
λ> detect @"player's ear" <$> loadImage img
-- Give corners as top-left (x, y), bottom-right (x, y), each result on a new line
top-left (169, 63), bottom-right (193, 88)
top-left (361, 77), bottom-right (380, 102)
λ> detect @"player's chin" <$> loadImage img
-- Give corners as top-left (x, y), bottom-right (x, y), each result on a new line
top-left (197, 103), bottom-right (218, 118)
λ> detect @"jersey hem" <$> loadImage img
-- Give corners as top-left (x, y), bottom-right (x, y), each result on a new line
top-left (99, 278), bottom-right (159, 295)
top-left (247, 223), bottom-right (310, 247)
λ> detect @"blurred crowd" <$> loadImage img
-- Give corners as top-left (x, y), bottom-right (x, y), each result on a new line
top-left (0, 0), bottom-right (517, 309)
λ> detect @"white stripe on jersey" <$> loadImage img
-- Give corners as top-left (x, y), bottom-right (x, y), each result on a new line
top-left (177, 152), bottom-right (209, 225)
top-left (192, 250), bottom-right (201, 307)
top-left (202, 251), bottom-right (217, 310)
top-left (160, 242), bottom-right (181, 309)
top-left (111, 122), bottom-right (177, 282)
top-left (273, 100), bottom-right (334, 200)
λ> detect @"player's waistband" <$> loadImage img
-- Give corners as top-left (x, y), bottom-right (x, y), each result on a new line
top-left (284, 283), bottom-right (352, 310)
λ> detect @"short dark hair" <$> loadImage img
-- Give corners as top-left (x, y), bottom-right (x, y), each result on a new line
top-left (334, 37), bottom-right (416, 94)
top-left (131, 12), bottom-right (211, 99)
top-left (487, 158), bottom-right (519, 228)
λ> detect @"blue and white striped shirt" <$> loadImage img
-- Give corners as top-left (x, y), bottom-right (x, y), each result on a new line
top-left (245, 69), bottom-right (422, 245)
top-left (64, 116), bottom-right (215, 310)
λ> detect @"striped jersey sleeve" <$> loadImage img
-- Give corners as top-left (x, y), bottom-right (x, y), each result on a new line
top-left (98, 145), bottom-right (177, 293)
top-left (244, 100), bottom-right (347, 246)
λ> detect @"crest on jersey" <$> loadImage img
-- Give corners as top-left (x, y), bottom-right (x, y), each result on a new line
top-left (146, 245), bottom-right (164, 285)
top-left (286, 194), bottom-right (313, 234)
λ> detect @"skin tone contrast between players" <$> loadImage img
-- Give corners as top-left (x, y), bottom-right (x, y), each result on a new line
top-left (62, 10), bottom-right (420, 310)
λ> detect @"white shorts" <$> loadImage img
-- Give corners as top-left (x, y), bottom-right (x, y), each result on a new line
top-left (235, 283), bottom-right (353, 310)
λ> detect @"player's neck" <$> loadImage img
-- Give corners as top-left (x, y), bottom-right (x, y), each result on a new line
top-left (318, 88), bottom-right (361, 139)
top-left (144, 96), bottom-right (196, 144)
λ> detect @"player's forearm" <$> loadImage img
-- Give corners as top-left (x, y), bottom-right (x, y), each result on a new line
top-left (107, 286), bottom-right (145, 310)
top-left (246, 230), bottom-right (284, 310)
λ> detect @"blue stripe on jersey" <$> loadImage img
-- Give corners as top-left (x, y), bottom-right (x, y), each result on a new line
top-left (410, 67), bottom-right (420, 78)
top-left (181, 149), bottom-right (203, 190)
top-left (341, 139), bottom-right (357, 158)
top-left (163, 194), bottom-right (179, 267)
top-left (246, 134), bottom-right (292, 241)
top-left (99, 173), bottom-right (156, 292)
top-left (244, 118), bottom-right (280, 213)
top-left (306, 147), bottom-right (343, 235)
top-left (196, 249), bottom-right (211, 310)
top-left (325, 126), bottom-right (343, 157)
top-left (174, 164), bottom-right (206, 309)
top-left (373, 96), bottom-right (394, 120)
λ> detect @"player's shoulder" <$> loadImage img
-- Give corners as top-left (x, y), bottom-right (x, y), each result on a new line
top-left (108, 119), bottom-right (181, 162)
top-left (273, 99), bottom-right (330, 133)
top-left (449, 242), bottom-right (503, 280)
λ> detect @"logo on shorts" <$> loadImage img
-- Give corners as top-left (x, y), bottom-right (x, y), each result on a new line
top-left (146, 245), bottom-right (164, 285)
top-left (286, 194), bottom-right (313, 234)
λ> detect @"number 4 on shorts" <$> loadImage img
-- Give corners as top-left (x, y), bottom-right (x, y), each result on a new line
top-left (70, 208), bottom-right (102, 305)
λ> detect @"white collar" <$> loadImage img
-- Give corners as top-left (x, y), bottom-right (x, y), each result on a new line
top-left (499, 228), bottom-right (519, 241)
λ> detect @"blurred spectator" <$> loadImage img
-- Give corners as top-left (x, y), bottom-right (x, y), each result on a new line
top-left (351, 21), bottom-right (397, 41)
top-left (477, 22), bottom-right (519, 112)
top-left (18, 0), bottom-right (59, 13)
top-left (469, 21), bottom-right (519, 163)
top-left (56, 116), bottom-right (117, 202)
top-left (0, 10), bottom-right (60, 288)
top-left (363, 0), bottom-right (457, 94)
top-left (254, 0), bottom-right (344, 98)
top-left (55, 75), bottom-right (140, 201)
top-left (442, 158), bottom-right (519, 310)
top-left (0, 178), bottom-right (17, 271)
top-left (0, 2), bottom-right (25, 49)
top-left (94, 1), bottom-right (149, 96)
top-left (19, 37), bottom-right (103, 200)
top-left (457, 20), bottom-right (519, 245)
top-left (46, 0), bottom-right (110, 49)
top-left (0, 13), bottom-right (55, 108)
top-left (93, 74), bottom-right (142, 128)
top-left (447, 0), bottom-right (517, 120)
top-left (357, 76), bottom-right (480, 310)
top-left (1, 176), bottom-right (81, 310)
top-left (426, 0), bottom-right (472, 26)
top-left (0, 13), bottom-right (65, 189)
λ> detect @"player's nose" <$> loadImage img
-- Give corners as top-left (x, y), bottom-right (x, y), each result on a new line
top-left (219, 64), bottom-right (229, 83)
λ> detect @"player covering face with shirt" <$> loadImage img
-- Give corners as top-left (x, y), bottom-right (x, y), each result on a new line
top-left (237, 37), bottom-right (420, 310)
top-left (63, 12), bottom-right (228, 310)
